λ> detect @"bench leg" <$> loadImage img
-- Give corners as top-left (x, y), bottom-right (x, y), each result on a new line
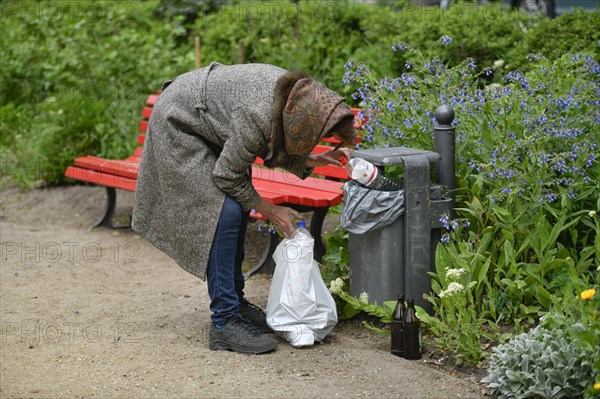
top-left (90, 187), bottom-right (131, 229)
top-left (243, 228), bottom-right (279, 278)
top-left (91, 187), bottom-right (117, 228)
top-left (310, 207), bottom-right (329, 263)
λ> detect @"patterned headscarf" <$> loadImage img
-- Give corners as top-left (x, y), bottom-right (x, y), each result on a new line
top-left (282, 78), bottom-right (354, 156)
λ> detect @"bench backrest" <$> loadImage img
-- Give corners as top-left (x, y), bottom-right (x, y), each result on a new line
top-left (136, 92), bottom-right (365, 180)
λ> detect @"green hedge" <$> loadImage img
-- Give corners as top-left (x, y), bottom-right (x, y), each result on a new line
top-left (1, 0), bottom-right (598, 186)
top-left (0, 1), bottom-right (192, 186)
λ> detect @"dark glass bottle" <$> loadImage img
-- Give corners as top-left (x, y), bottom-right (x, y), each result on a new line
top-left (390, 295), bottom-right (405, 357)
top-left (403, 298), bottom-right (422, 360)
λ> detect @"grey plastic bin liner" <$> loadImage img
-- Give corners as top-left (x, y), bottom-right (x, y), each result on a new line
top-left (339, 181), bottom-right (405, 234)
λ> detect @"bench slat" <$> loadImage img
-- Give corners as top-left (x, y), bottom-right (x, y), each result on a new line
top-left (251, 166), bottom-right (344, 190)
top-left (146, 94), bottom-right (159, 106)
top-left (74, 156), bottom-right (139, 179)
top-left (249, 210), bottom-right (267, 221)
top-left (65, 166), bottom-right (137, 191)
top-left (253, 179), bottom-right (342, 207)
top-left (252, 166), bottom-right (344, 207)
top-left (142, 107), bottom-right (152, 119)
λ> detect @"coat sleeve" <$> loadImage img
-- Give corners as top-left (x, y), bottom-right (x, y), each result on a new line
top-left (211, 110), bottom-right (266, 212)
top-left (282, 154), bottom-right (313, 180)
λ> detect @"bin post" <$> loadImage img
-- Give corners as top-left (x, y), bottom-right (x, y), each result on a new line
top-left (403, 155), bottom-right (432, 312)
top-left (433, 105), bottom-right (456, 212)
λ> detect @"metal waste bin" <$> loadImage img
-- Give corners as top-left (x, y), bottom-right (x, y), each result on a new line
top-left (348, 106), bottom-right (456, 312)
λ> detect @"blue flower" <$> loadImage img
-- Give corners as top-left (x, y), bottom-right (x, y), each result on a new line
top-left (586, 154), bottom-right (595, 167)
top-left (342, 72), bottom-right (352, 84)
top-left (441, 35), bottom-right (452, 45)
top-left (392, 42), bottom-right (409, 51)
top-left (467, 58), bottom-right (476, 71)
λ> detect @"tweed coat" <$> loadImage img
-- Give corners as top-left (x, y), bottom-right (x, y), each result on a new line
top-left (132, 62), bottom-right (312, 280)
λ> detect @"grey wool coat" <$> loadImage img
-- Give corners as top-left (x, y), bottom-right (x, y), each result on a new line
top-left (132, 62), bottom-right (313, 280)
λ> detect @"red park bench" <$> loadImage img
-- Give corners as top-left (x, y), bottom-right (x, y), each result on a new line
top-left (65, 91), bottom-right (365, 273)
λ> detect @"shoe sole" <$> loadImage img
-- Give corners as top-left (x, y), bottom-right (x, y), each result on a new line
top-left (209, 340), bottom-right (277, 354)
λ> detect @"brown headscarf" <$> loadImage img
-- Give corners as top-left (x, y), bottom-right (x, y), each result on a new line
top-left (283, 78), bottom-right (355, 155)
top-left (266, 72), bottom-right (356, 169)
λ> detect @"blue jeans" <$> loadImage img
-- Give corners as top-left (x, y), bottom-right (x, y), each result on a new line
top-left (207, 195), bottom-right (248, 326)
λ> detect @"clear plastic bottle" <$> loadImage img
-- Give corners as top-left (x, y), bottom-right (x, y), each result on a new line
top-left (290, 221), bottom-right (312, 241)
top-left (345, 158), bottom-right (402, 191)
top-left (345, 158), bottom-right (378, 185)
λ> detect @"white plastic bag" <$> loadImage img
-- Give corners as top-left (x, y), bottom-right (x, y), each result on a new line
top-left (266, 236), bottom-right (338, 347)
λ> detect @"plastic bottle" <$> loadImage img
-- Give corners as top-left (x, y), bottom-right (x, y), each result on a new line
top-left (345, 158), bottom-right (402, 191)
top-left (345, 158), bottom-right (378, 185)
top-left (290, 221), bottom-right (312, 241)
top-left (390, 294), bottom-right (405, 357)
top-left (402, 298), bottom-right (422, 360)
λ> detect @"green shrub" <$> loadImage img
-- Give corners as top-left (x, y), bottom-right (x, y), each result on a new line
top-left (482, 326), bottom-right (597, 398)
top-left (509, 9), bottom-right (600, 73)
top-left (1, 0), bottom-right (598, 189)
top-left (357, 1), bottom-right (534, 79)
top-left (190, 0), bottom-right (372, 96)
top-left (0, 0), bottom-right (194, 185)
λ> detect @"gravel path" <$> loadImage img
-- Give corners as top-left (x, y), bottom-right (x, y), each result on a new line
top-left (1, 185), bottom-right (487, 398)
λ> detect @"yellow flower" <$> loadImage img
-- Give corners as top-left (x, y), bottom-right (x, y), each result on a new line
top-left (580, 289), bottom-right (596, 300)
top-left (595, 383), bottom-right (600, 390)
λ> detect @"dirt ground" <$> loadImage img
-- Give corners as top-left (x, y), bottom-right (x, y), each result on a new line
top-left (1, 184), bottom-right (489, 398)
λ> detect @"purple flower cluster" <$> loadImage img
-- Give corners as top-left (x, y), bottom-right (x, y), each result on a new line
top-left (439, 214), bottom-right (471, 244)
top-left (441, 35), bottom-right (453, 45)
top-left (343, 40), bottom-right (599, 207)
top-left (392, 42), bottom-right (410, 51)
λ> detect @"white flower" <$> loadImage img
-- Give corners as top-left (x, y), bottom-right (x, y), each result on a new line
top-left (485, 83), bottom-right (502, 92)
top-left (446, 268), bottom-right (466, 280)
top-left (329, 278), bottom-right (344, 295)
top-left (439, 282), bottom-right (465, 298)
top-left (493, 59), bottom-right (505, 69)
top-left (359, 292), bottom-right (369, 304)
top-left (590, 210), bottom-right (597, 218)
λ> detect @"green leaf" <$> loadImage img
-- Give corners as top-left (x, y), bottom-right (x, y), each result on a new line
top-left (415, 306), bottom-right (439, 328)
top-left (501, 229), bottom-right (514, 243)
top-left (474, 257), bottom-right (491, 285)
top-left (362, 320), bottom-right (390, 335)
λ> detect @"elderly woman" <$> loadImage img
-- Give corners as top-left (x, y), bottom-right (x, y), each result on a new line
top-left (132, 62), bottom-right (355, 354)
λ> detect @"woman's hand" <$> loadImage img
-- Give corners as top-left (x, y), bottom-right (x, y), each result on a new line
top-left (306, 147), bottom-right (351, 168)
top-left (254, 198), bottom-right (301, 238)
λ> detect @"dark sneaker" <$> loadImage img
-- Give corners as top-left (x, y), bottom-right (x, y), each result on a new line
top-left (209, 316), bottom-right (277, 354)
top-left (239, 298), bottom-right (271, 333)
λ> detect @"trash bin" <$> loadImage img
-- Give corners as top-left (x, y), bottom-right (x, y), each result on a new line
top-left (346, 106), bottom-right (456, 312)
